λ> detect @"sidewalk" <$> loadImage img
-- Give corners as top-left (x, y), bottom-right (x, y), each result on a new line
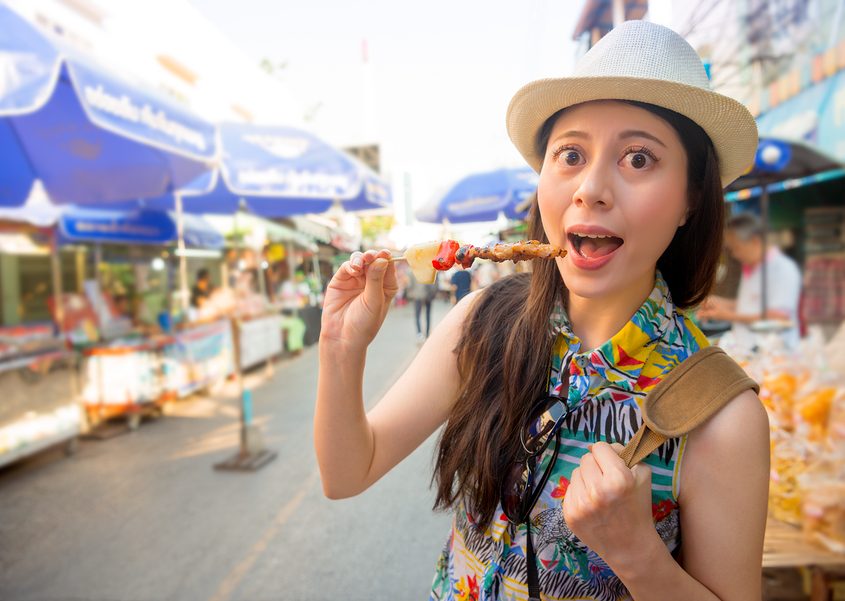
top-left (0, 300), bottom-right (454, 601)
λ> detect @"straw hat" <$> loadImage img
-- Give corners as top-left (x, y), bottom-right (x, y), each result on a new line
top-left (506, 20), bottom-right (758, 187)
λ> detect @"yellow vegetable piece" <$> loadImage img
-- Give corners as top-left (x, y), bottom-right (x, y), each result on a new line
top-left (403, 241), bottom-right (440, 284)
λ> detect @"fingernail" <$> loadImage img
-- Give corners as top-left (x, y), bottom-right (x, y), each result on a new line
top-left (352, 257), bottom-right (362, 268)
top-left (372, 259), bottom-right (387, 271)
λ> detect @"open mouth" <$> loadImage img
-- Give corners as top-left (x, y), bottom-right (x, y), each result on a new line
top-left (568, 232), bottom-right (624, 259)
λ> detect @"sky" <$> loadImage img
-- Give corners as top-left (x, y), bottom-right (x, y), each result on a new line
top-left (189, 0), bottom-right (582, 223)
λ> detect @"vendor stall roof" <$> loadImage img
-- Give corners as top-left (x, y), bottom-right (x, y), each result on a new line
top-left (120, 123), bottom-right (392, 217)
top-left (726, 138), bottom-right (842, 193)
top-left (57, 207), bottom-right (224, 249)
top-left (725, 167), bottom-right (845, 203)
top-left (204, 213), bottom-right (318, 252)
top-left (0, 183), bottom-right (62, 227)
top-left (0, 233), bottom-right (49, 255)
top-left (0, 4), bottom-right (217, 207)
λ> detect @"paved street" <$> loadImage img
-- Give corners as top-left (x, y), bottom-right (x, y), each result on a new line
top-left (0, 301), bottom-right (454, 601)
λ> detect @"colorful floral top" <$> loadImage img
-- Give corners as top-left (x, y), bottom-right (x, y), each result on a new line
top-left (430, 274), bottom-right (709, 601)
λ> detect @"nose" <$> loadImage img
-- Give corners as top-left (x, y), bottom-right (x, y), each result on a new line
top-left (572, 162), bottom-right (614, 210)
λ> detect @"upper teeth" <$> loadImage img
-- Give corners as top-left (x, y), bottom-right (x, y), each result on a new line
top-left (575, 233), bottom-right (613, 239)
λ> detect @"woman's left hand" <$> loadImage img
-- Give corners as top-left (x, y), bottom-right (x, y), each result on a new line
top-left (562, 442), bottom-right (655, 564)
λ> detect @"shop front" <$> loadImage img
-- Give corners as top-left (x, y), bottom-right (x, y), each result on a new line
top-left (0, 218), bottom-right (83, 467)
top-left (54, 207), bottom-right (232, 428)
top-left (726, 59), bottom-right (845, 588)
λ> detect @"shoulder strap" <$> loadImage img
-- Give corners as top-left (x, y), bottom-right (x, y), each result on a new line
top-left (619, 346), bottom-right (760, 468)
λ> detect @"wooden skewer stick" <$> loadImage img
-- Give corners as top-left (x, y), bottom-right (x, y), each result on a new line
top-left (388, 256), bottom-right (407, 263)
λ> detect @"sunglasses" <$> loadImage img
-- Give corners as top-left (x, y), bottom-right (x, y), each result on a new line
top-left (500, 394), bottom-right (571, 524)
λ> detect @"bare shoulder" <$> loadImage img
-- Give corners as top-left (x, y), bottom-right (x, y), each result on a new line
top-left (685, 388), bottom-right (770, 463)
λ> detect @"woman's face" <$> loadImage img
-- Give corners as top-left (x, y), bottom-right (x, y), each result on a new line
top-left (537, 101), bottom-right (689, 303)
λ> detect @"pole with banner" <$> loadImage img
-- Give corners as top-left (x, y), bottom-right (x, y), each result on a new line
top-left (212, 317), bottom-right (277, 472)
top-left (174, 191), bottom-right (190, 313)
top-left (754, 140), bottom-right (791, 320)
top-left (214, 217), bottom-right (277, 472)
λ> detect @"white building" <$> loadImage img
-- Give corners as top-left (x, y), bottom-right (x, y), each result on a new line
top-left (6, 0), bottom-right (305, 126)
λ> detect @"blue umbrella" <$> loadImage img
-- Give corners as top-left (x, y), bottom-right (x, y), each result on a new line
top-left (416, 167), bottom-right (538, 223)
top-left (0, 4), bottom-right (217, 207)
top-left (126, 123), bottom-right (390, 216)
top-left (58, 206), bottom-right (224, 249)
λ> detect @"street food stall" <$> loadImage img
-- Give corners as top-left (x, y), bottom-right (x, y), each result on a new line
top-left (207, 213), bottom-right (321, 362)
top-left (0, 207), bottom-right (84, 467)
top-left (715, 315), bottom-right (845, 597)
top-left (55, 206), bottom-right (231, 428)
top-left (0, 324), bottom-right (81, 469)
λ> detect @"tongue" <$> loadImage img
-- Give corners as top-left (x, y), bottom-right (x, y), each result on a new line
top-left (580, 237), bottom-right (622, 259)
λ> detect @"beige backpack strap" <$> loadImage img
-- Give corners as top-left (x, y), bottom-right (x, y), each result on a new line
top-left (620, 346), bottom-right (760, 468)
top-left (619, 424), bottom-right (669, 468)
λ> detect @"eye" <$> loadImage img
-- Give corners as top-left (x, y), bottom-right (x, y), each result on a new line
top-left (552, 145), bottom-right (585, 167)
top-left (622, 146), bottom-right (659, 170)
top-left (629, 153), bottom-right (648, 169)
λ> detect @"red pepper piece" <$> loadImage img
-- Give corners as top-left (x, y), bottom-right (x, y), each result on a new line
top-left (432, 240), bottom-right (459, 270)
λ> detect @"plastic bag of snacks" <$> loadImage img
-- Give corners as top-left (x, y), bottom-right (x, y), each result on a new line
top-left (799, 459), bottom-right (845, 553)
top-left (792, 378), bottom-right (842, 443)
top-left (769, 432), bottom-right (815, 526)
top-left (759, 371), bottom-right (802, 432)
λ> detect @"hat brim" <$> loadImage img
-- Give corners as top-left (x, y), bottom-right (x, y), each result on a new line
top-left (506, 76), bottom-right (759, 188)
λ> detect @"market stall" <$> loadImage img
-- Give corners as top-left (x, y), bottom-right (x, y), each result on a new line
top-left (55, 206), bottom-right (229, 427)
top-left (0, 206), bottom-right (85, 465)
top-left (726, 323), bottom-right (845, 595)
top-left (207, 212), bottom-right (321, 359)
top-left (161, 318), bottom-right (234, 398)
top-left (0, 323), bottom-right (82, 468)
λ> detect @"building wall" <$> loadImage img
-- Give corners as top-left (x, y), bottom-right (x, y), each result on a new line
top-left (5, 0), bottom-right (304, 126)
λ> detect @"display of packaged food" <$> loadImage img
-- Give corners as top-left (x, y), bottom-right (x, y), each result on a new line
top-left (769, 434), bottom-right (813, 526)
top-left (800, 473), bottom-right (845, 554)
top-left (741, 333), bottom-right (845, 551)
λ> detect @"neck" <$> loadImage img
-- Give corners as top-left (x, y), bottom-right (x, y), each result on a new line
top-left (566, 273), bottom-right (656, 351)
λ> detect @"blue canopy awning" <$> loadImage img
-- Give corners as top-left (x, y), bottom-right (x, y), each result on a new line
top-left (0, 4), bottom-right (217, 207)
top-left (163, 123), bottom-right (389, 216)
top-left (725, 167), bottom-right (845, 202)
top-left (58, 207), bottom-right (224, 249)
top-left (97, 124), bottom-right (392, 217)
top-left (416, 167), bottom-right (538, 224)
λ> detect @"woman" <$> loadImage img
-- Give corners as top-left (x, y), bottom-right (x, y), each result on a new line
top-left (315, 21), bottom-right (769, 600)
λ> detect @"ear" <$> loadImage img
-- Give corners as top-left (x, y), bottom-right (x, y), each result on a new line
top-left (678, 208), bottom-right (690, 227)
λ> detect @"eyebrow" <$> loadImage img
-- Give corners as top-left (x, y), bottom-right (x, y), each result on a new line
top-left (619, 129), bottom-right (667, 148)
top-left (549, 129), bottom-right (667, 148)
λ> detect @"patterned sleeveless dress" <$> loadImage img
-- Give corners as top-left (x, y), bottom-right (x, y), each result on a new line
top-left (429, 274), bottom-right (709, 601)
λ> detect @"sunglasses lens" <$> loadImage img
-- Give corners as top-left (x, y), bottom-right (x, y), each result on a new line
top-left (501, 459), bottom-right (531, 522)
top-left (522, 398), bottom-right (567, 455)
top-left (501, 395), bottom-right (568, 523)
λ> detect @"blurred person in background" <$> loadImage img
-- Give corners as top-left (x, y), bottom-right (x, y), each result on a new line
top-left (450, 267), bottom-right (472, 304)
top-left (699, 212), bottom-right (801, 349)
top-left (405, 275), bottom-right (438, 342)
top-left (190, 268), bottom-right (213, 309)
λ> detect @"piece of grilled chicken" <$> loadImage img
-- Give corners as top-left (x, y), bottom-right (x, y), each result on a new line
top-left (455, 240), bottom-right (566, 268)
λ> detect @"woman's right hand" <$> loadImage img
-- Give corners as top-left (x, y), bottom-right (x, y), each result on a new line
top-left (320, 249), bottom-right (398, 352)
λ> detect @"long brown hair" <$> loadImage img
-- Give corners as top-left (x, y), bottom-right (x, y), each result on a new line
top-left (432, 101), bottom-right (725, 530)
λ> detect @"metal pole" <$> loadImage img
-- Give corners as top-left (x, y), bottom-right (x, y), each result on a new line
top-left (94, 244), bottom-right (102, 284)
top-left (760, 184), bottom-right (769, 319)
top-left (175, 192), bottom-right (189, 313)
top-left (49, 232), bottom-right (65, 332)
top-left (311, 253), bottom-right (322, 290)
